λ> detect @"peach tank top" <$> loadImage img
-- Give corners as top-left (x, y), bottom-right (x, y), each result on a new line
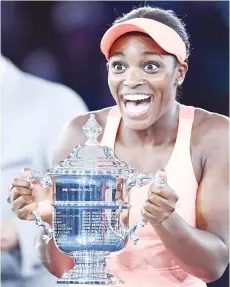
top-left (73, 104), bottom-right (206, 287)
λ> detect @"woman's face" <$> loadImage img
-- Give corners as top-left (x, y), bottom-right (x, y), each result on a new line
top-left (107, 33), bottom-right (187, 130)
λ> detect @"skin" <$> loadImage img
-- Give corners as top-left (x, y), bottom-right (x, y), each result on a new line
top-left (1, 220), bottom-right (19, 251)
top-left (8, 33), bottom-right (229, 283)
top-left (107, 33), bottom-right (187, 132)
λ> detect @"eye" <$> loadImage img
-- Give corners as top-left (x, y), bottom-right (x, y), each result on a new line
top-left (111, 61), bottom-right (126, 73)
top-left (143, 61), bottom-right (159, 72)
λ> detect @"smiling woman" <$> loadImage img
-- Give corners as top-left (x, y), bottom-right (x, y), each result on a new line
top-left (106, 31), bottom-right (187, 130)
top-left (8, 5), bottom-right (229, 287)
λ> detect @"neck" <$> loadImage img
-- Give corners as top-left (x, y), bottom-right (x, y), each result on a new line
top-left (119, 101), bottom-right (180, 147)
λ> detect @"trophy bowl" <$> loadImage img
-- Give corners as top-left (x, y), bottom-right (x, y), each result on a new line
top-left (30, 114), bottom-right (156, 285)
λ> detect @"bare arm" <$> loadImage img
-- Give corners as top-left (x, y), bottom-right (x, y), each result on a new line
top-left (153, 115), bottom-right (229, 282)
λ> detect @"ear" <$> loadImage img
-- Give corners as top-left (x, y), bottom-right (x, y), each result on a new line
top-left (176, 62), bottom-right (188, 86)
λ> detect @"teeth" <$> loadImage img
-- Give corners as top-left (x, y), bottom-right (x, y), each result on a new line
top-left (123, 94), bottom-right (151, 101)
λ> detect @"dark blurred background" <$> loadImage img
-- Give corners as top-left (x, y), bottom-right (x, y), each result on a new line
top-left (1, 1), bottom-right (229, 115)
top-left (1, 1), bottom-right (229, 287)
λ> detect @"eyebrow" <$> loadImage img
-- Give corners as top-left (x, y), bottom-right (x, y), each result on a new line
top-left (110, 52), bottom-right (124, 58)
top-left (141, 51), bottom-right (163, 59)
top-left (110, 51), bottom-right (163, 59)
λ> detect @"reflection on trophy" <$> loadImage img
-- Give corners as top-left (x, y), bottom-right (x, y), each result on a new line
top-left (29, 114), bottom-right (156, 285)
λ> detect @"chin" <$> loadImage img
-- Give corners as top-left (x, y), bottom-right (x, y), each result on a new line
top-left (116, 95), bottom-right (160, 130)
top-left (122, 117), bottom-right (155, 131)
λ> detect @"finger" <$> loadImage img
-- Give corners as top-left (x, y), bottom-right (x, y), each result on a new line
top-left (149, 184), bottom-right (177, 200)
top-left (7, 188), bottom-right (21, 203)
top-left (9, 179), bottom-right (33, 202)
top-left (141, 206), bottom-right (157, 221)
top-left (11, 195), bottom-right (34, 212)
top-left (147, 194), bottom-right (168, 208)
top-left (149, 169), bottom-right (167, 195)
top-left (147, 195), bottom-right (175, 213)
top-left (18, 168), bottom-right (33, 178)
top-left (8, 168), bottom-right (33, 193)
top-left (15, 202), bottom-right (37, 221)
top-left (148, 182), bottom-right (166, 198)
top-left (144, 200), bottom-right (161, 214)
top-left (159, 186), bottom-right (178, 202)
top-left (8, 186), bottom-right (32, 203)
top-left (11, 178), bottom-right (32, 190)
top-left (148, 185), bottom-right (171, 200)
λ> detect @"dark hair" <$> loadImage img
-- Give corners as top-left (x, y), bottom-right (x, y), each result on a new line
top-left (113, 6), bottom-right (191, 61)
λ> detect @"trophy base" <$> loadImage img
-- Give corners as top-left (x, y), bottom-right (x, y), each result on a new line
top-left (57, 271), bottom-right (124, 285)
top-left (57, 252), bottom-right (124, 285)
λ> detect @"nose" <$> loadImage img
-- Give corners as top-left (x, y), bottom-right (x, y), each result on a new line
top-left (123, 69), bottom-right (144, 89)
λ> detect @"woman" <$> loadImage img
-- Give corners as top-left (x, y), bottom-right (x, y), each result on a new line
top-left (8, 6), bottom-right (229, 287)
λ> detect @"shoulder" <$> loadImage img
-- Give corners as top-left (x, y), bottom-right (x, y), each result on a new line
top-left (2, 58), bottom-right (77, 101)
top-left (193, 107), bottom-right (229, 164)
top-left (52, 107), bottom-right (112, 165)
top-left (20, 70), bottom-right (89, 131)
top-left (23, 72), bottom-right (87, 108)
top-left (194, 107), bottom-right (229, 141)
top-left (2, 57), bottom-right (88, 113)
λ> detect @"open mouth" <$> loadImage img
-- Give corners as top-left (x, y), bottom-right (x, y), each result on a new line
top-left (121, 94), bottom-right (153, 118)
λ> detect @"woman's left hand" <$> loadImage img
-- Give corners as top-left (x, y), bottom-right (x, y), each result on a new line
top-left (141, 170), bottom-right (179, 225)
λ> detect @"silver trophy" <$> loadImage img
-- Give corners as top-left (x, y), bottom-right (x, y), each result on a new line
top-left (29, 114), bottom-right (156, 285)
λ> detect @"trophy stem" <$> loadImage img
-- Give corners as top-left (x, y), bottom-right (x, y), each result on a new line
top-left (57, 251), bottom-right (124, 285)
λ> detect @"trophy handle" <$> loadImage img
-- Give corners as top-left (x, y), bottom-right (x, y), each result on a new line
top-left (125, 172), bottom-right (161, 245)
top-left (126, 173), bottom-right (155, 192)
top-left (32, 210), bottom-right (53, 244)
top-left (27, 170), bottom-right (53, 188)
top-left (26, 170), bottom-right (53, 244)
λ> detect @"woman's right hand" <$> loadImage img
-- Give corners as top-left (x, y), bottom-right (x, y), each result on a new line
top-left (7, 168), bottom-right (54, 222)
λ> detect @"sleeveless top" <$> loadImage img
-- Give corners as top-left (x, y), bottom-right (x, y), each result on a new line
top-left (73, 104), bottom-right (206, 287)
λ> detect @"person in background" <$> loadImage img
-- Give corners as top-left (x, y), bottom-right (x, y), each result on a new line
top-left (1, 55), bottom-right (88, 287)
